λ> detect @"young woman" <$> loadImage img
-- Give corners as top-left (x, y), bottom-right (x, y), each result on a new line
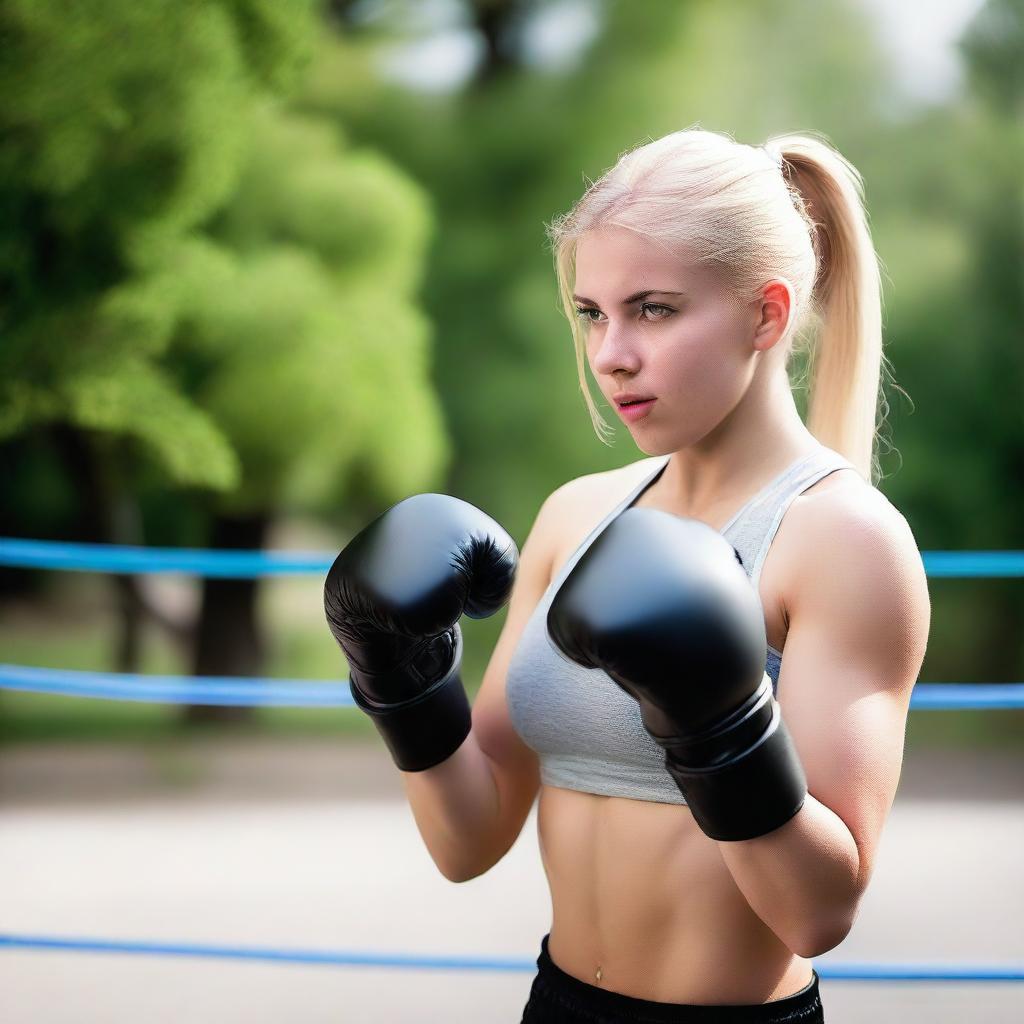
top-left (324, 127), bottom-right (931, 1022)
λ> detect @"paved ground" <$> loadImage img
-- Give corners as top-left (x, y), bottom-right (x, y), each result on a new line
top-left (1, 741), bottom-right (1021, 1022)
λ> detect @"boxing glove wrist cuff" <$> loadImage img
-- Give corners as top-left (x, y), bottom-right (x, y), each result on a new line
top-left (349, 627), bottom-right (471, 772)
top-left (664, 700), bottom-right (807, 842)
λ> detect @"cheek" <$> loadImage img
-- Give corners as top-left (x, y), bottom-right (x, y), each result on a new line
top-left (650, 312), bottom-right (746, 400)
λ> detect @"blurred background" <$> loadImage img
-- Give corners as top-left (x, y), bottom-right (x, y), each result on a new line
top-left (1, 0), bottom-right (1022, 1021)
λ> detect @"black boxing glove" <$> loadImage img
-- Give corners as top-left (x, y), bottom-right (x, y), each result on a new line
top-left (546, 507), bottom-right (806, 841)
top-left (324, 493), bottom-right (518, 772)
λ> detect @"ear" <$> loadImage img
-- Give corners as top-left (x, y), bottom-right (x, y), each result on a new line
top-left (752, 278), bottom-right (793, 352)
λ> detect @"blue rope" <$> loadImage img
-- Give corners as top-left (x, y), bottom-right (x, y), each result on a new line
top-left (1, 665), bottom-right (1023, 709)
top-left (1, 933), bottom-right (1021, 981)
top-left (2, 537), bottom-right (1022, 578)
top-left (909, 684), bottom-right (1024, 710)
top-left (0, 538), bottom-right (332, 577)
top-left (0, 664), bottom-right (355, 707)
top-left (923, 550), bottom-right (1024, 578)
top-left (0, 933), bottom-right (531, 972)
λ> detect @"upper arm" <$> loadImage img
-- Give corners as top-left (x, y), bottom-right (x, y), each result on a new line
top-left (470, 484), bottom-right (567, 848)
top-left (777, 492), bottom-right (931, 891)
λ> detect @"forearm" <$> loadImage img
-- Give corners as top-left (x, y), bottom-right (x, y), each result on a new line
top-left (399, 729), bottom-right (502, 883)
top-left (716, 793), bottom-right (863, 958)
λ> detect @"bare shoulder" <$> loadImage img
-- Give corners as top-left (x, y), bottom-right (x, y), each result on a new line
top-left (545, 457), bottom-right (665, 572)
top-left (782, 469), bottom-right (931, 651)
top-left (788, 469), bottom-right (920, 562)
top-left (547, 456), bottom-right (659, 507)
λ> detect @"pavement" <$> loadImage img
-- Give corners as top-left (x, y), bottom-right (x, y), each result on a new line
top-left (1, 741), bottom-right (1021, 1022)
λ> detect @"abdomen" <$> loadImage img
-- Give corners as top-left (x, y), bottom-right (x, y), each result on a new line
top-left (536, 784), bottom-right (804, 1003)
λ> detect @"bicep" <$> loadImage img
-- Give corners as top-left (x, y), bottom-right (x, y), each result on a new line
top-left (778, 500), bottom-right (931, 884)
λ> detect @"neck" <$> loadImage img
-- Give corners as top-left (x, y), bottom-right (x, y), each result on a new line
top-left (657, 365), bottom-right (818, 517)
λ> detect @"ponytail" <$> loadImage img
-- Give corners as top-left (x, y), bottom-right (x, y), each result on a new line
top-left (773, 133), bottom-right (894, 483)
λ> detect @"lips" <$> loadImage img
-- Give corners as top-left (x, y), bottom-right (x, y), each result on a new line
top-left (616, 397), bottom-right (656, 421)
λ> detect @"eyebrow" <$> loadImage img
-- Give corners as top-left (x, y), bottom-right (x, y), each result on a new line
top-left (571, 289), bottom-right (686, 306)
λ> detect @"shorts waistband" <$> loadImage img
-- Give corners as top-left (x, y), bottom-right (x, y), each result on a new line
top-left (532, 932), bottom-right (823, 1023)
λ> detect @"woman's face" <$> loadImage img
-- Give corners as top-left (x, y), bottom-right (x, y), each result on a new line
top-left (573, 226), bottom-right (764, 454)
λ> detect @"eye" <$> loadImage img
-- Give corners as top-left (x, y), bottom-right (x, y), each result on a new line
top-left (573, 303), bottom-right (675, 324)
top-left (641, 303), bottom-right (674, 320)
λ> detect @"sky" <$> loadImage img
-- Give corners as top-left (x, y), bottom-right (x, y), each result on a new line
top-left (857, 0), bottom-right (988, 106)
top-left (367, 0), bottom-right (990, 110)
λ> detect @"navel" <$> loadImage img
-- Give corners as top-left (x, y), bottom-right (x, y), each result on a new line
top-left (595, 965), bottom-right (603, 984)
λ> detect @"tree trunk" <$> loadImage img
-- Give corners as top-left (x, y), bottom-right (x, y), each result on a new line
top-left (182, 512), bottom-right (270, 726)
top-left (50, 425), bottom-right (146, 673)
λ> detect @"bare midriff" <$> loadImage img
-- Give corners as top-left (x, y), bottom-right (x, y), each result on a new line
top-left (538, 785), bottom-right (815, 1003)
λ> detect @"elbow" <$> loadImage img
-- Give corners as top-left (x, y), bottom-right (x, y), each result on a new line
top-left (442, 861), bottom-right (497, 884)
top-left (438, 825), bottom-right (520, 882)
top-left (437, 851), bottom-right (499, 884)
top-left (790, 910), bottom-right (857, 959)
top-left (440, 863), bottom-right (482, 884)
top-left (432, 854), bottom-right (474, 883)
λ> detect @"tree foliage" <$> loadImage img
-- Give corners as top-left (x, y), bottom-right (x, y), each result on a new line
top-left (0, 0), bottom-right (448, 515)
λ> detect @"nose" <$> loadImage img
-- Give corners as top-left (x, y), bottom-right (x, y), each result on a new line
top-left (588, 320), bottom-right (642, 377)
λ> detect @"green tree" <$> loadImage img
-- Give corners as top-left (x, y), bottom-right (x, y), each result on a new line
top-left (134, 97), bottom-right (447, 717)
top-left (0, 3), bottom-right (449, 715)
top-left (1, 0), bottom-right (312, 669)
top-left (0, 0), bottom-right (302, 489)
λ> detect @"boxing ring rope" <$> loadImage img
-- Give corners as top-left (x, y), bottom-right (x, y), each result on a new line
top-left (1, 535), bottom-right (1022, 983)
top-left (3, 536), bottom-right (1023, 578)
top-left (1, 934), bottom-right (1022, 982)
top-left (1, 664), bottom-right (1022, 710)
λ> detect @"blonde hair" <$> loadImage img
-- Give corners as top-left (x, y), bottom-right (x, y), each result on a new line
top-left (545, 125), bottom-right (897, 485)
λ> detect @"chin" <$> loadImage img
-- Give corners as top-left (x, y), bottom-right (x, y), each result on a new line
top-left (633, 439), bottom-right (672, 457)
top-left (631, 425), bottom-right (707, 458)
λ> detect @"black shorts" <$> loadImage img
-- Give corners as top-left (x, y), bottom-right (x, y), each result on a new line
top-left (520, 933), bottom-right (824, 1023)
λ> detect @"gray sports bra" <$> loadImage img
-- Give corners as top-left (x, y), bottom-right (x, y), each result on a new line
top-left (505, 445), bottom-right (858, 804)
